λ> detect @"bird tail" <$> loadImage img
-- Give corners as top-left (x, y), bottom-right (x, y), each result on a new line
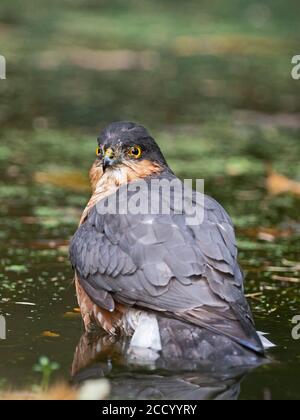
top-left (257, 331), bottom-right (276, 350)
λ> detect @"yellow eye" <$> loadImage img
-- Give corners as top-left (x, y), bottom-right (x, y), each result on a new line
top-left (96, 147), bottom-right (103, 157)
top-left (128, 145), bottom-right (142, 159)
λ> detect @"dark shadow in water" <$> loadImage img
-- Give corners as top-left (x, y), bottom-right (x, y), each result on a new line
top-left (71, 333), bottom-right (269, 400)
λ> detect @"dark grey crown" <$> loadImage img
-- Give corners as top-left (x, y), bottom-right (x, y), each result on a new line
top-left (98, 121), bottom-right (168, 166)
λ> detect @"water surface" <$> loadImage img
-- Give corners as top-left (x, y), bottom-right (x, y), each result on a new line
top-left (0, 123), bottom-right (299, 399)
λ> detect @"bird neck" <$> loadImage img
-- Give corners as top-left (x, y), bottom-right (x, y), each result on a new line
top-left (79, 160), bottom-right (164, 225)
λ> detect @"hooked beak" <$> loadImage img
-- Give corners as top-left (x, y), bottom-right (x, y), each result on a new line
top-left (103, 156), bottom-right (115, 171)
top-left (102, 148), bottom-right (117, 172)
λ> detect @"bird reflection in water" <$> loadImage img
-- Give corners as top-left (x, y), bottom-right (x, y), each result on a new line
top-left (71, 331), bottom-right (268, 401)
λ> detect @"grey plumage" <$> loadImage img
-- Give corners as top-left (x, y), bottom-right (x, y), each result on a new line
top-left (70, 173), bottom-right (264, 355)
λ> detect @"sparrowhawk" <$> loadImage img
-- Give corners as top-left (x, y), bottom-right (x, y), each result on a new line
top-left (70, 121), bottom-right (272, 360)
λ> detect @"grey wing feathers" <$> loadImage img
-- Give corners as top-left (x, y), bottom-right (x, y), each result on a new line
top-left (70, 178), bottom-right (263, 354)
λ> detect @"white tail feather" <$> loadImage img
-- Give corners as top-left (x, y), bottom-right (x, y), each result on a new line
top-left (129, 312), bottom-right (162, 351)
top-left (257, 331), bottom-right (276, 349)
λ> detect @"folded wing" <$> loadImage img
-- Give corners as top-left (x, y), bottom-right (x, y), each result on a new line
top-left (70, 178), bottom-right (264, 354)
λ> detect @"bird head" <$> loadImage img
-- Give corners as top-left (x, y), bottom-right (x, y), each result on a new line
top-left (90, 122), bottom-right (169, 191)
top-left (96, 121), bottom-right (167, 171)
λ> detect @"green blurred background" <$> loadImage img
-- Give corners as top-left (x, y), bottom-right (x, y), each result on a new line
top-left (1, 0), bottom-right (300, 129)
top-left (0, 0), bottom-right (300, 399)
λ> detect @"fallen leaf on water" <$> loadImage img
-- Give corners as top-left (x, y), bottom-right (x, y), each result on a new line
top-left (42, 331), bottom-right (60, 338)
top-left (266, 170), bottom-right (300, 196)
top-left (63, 311), bottom-right (81, 319)
top-left (34, 170), bottom-right (90, 192)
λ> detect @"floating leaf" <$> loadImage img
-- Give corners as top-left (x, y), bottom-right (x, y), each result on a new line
top-left (266, 170), bottom-right (300, 196)
top-left (73, 308), bottom-right (81, 313)
top-left (41, 331), bottom-right (60, 338)
top-left (63, 311), bottom-right (81, 319)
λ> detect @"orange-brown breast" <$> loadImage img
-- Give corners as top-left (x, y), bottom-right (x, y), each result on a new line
top-left (75, 159), bottom-right (163, 334)
top-left (80, 159), bottom-right (162, 224)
